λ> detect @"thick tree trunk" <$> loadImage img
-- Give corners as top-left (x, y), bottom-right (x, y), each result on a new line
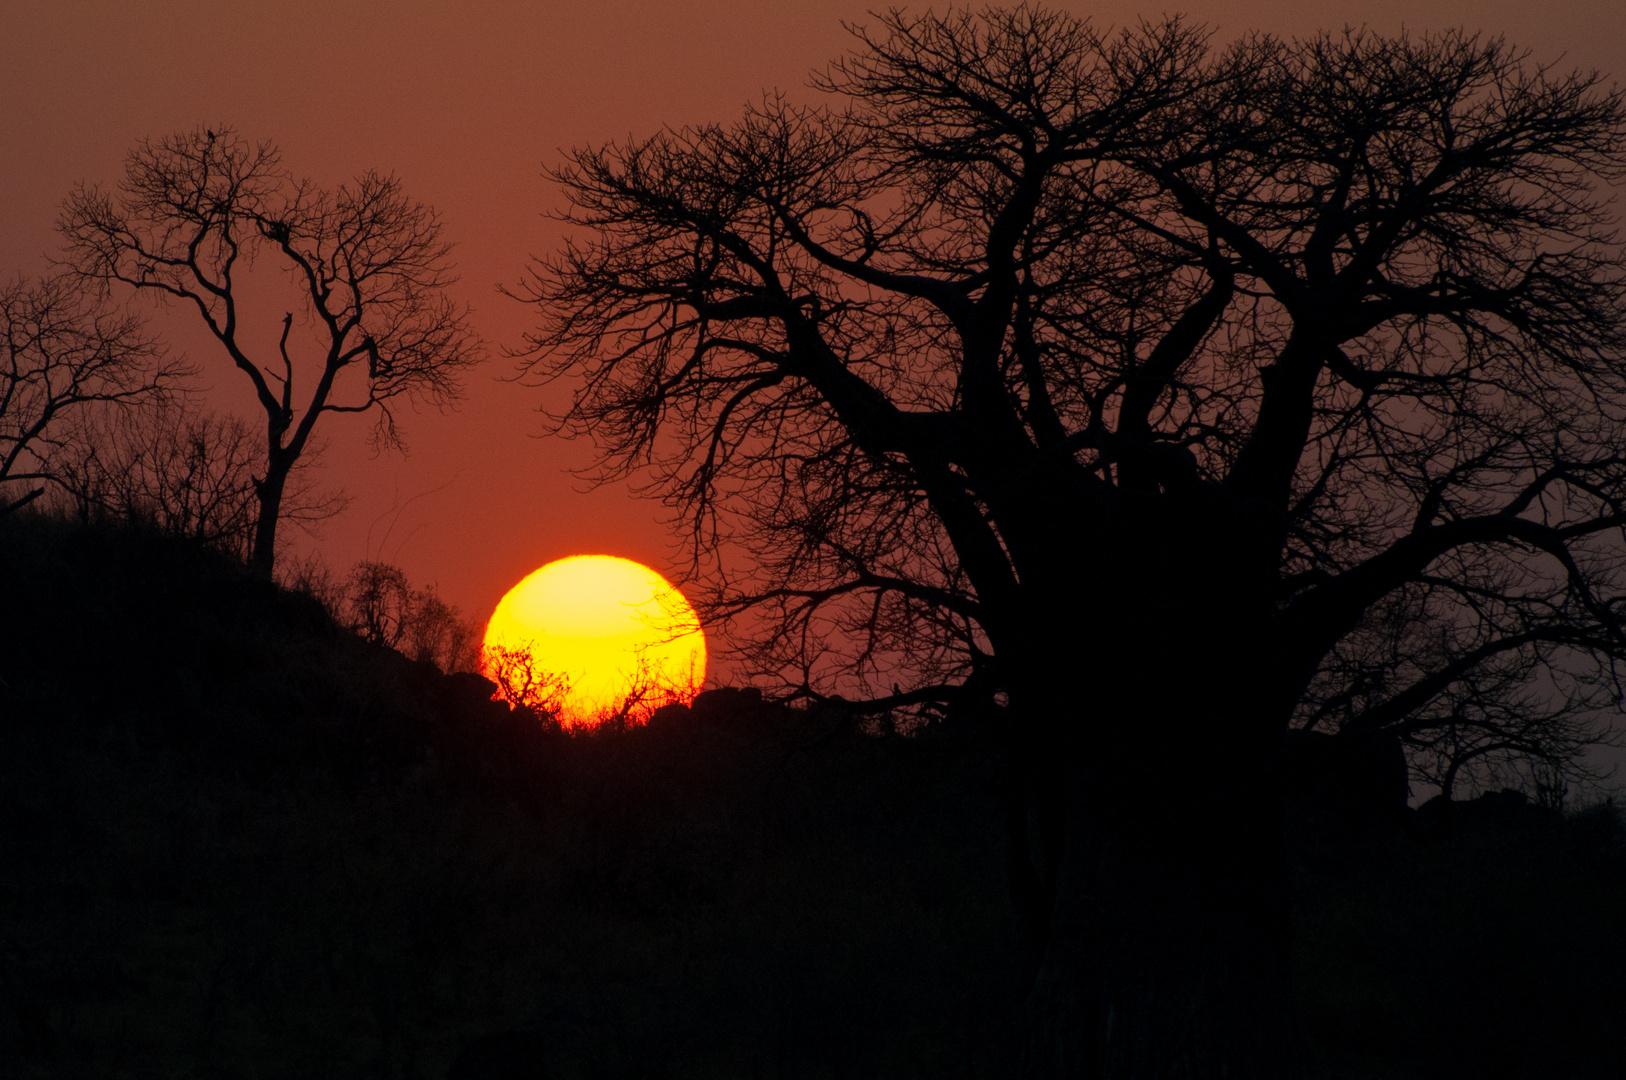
top-left (1019, 778), bottom-right (1297, 1079)
top-left (1005, 533), bottom-right (1298, 1079)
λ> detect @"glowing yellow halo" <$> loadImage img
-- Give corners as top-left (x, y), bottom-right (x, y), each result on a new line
top-left (481, 555), bottom-right (706, 728)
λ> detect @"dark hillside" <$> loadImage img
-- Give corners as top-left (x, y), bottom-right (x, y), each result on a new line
top-left (0, 515), bottom-right (1019, 1079)
top-left (1, 515), bottom-right (1623, 1078)
top-left (1290, 788), bottom-right (1626, 1080)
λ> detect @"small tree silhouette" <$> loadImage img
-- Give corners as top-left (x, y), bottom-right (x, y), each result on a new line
top-left (481, 643), bottom-right (572, 721)
top-left (481, 646), bottom-right (701, 730)
top-left (344, 562), bottom-right (414, 650)
top-left (341, 561), bottom-right (480, 673)
top-left (1, 273), bottom-right (183, 518)
top-left (60, 128), bottom-right (484, 575)
top-left (401, 586), bottom-right (481, 674)
top-left (50, 402), bottom-right (344, 561)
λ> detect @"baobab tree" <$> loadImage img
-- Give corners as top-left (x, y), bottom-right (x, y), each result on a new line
top-left (61, 129), bottom-right (482, 575)
top-left (514, 8), bottom-right (1626, 1078)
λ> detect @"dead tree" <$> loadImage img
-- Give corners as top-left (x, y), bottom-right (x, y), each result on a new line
top-left (61, 129), bottom-right (483, 575)
top-left (50, 398), bottom-right (350, 561)
top-left (2, 273), bottom-right (182, 518)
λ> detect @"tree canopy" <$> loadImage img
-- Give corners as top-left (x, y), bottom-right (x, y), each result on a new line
top-left (516, 10), bottom-right (1626, 1073)
top-left (518, 8), bottom-right (1626, 796)
top-left (2, 273), bottom-right (181, 518)
top-left (61, 129), bottom-right (483, 574)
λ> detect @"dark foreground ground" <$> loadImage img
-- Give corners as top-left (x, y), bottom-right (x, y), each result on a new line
top-left (2, 516), bottom-right (1623, 1079)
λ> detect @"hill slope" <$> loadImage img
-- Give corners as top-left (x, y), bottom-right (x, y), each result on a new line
top-left (0, 516), bottom-right (1019, 1079)
top-left (2, 515), bottom-right (1623, 1079)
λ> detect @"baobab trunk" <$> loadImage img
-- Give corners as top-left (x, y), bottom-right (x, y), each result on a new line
top-left (1020, 774), bottom-right (1297, 1079)
top-left (1011, 596), bottom-right (1297, 1078)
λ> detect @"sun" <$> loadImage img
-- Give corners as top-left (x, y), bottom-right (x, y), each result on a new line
top-left (481, 555), bottom-right (706, 728)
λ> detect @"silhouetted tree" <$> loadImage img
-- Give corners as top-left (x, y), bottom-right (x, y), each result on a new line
top-left (60, 128), bottom-right (484, 576)
top-left (479, 643), bottom-right (699, 729)
top-left (481, 643), bottom-right (571, 720)
top-left (341, 560), bottom-right (480, 673)
top-left (400, 585), bottom-right (481, 673)
top-left (1304, 584), bottom-right (1620, 803)
top-left (2, 273), bottom-right (182, 517)
top-left (50, 402), bottom-right (344, 561)
top-left (345, 560), bottom-right (415, 649)
top-left (515, 7), bottom-right (1626, 1077)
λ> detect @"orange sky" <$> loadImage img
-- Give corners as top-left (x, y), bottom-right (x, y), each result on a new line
top-left (4, 1), bottom-right (1625, 664)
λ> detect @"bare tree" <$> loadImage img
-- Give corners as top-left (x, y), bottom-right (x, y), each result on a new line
top-left (344, 561), bottom-right (415, 649)
top-left (1300, 582), bottom-right (1620, 802)
top-left (479, 650), bottom-right (703, 728)
top-left (513, 8), bottom-right (1626, 1077)
top-left (50, 403), bottom-right (344, 561)
top-left (481, 644), bottom-right (572, 720)
top-left (1, 273), bottom-right (182, 518)
top-left (401, 585), bottom-right (480, 673)
top-left (60, 128), bottom-right (484, 575)
top-left (341, 560), bottom-right (480, 673)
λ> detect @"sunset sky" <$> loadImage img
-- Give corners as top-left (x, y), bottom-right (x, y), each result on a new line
top-left (5, 0), bottom-right (1625, 646)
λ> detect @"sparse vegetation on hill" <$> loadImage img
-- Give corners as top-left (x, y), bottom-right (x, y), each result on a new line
top-left (1, 515), bottom-right (1623, 1078)
top-left (0, 514), bottom-right (1019, 1078)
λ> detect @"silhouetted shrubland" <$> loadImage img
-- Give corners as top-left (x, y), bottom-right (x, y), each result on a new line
top-left (0, 514), bottom-right (1018, 1078)
top-left (1, 515), bottom-right (1622, 1078)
